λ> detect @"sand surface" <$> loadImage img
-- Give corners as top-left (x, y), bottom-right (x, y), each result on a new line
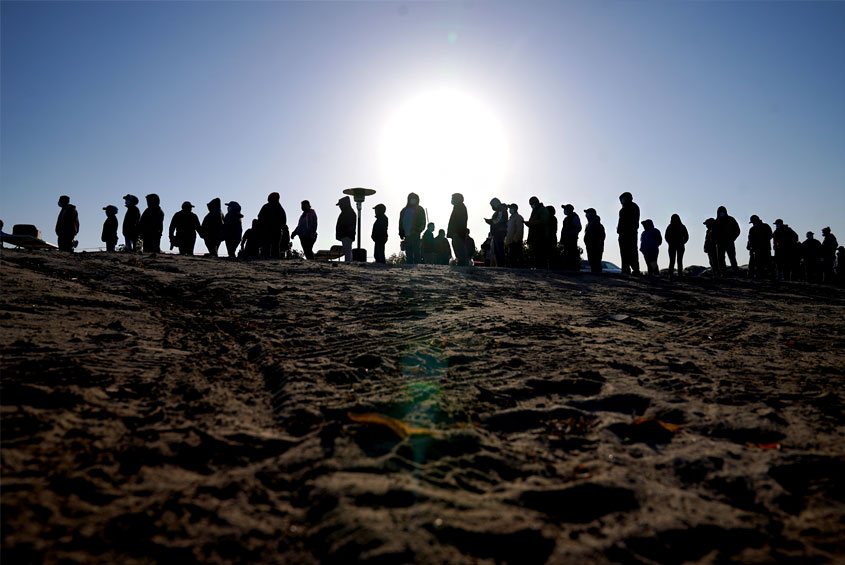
top-left (2, 249), bottom-right (844, 564)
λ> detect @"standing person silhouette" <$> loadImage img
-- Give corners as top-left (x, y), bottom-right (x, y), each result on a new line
top-left (485, 198), bottom-right (508, 267)
top-left (525, 196), bottom-right (550, 268)
top-left (640, 219), bottom-right (662, 275)
top-left (505, 203), bottom-right (524, 268)
top-left (747, 215), bottom-right (773, 279)
top-left (258, 192), bottom-right (287, 258)
top-left (773, 219), bottom-right (798, 281)
top-left (617, 192), bottom-right (640, 275)
top-left (714, 206), bottom-right (741, 274)
top-left (447, 193), bottom-right (469, 266)
top-left (398, 192), bottom-right (426, 264)
top-left (222, 201), bottom-right (243, 259)
top-left (55, 195), bottom-right (79, 252)
top-left (821, 227), bottom-right (838, 284)
top-left (371, 204), bottom-right (388, 263)
top-left (139, 193), bottom-right (164, 254)
top-left (169, 201), bottom-right (202, 255)
top-left (122, 194), bottom-right (140, 252)
top-left (101, 205), bottom-right (119, 252)
top-left (335, 195), bottom-right (356, 262)
top-left (292, 200), bottom-right (318, 260)
top-left (201, 198), bottom-right (224, 256)
top-left (665, 214), bottom-right (689, 278)
top-left (560, 204), bottom-right (582, 270)
top-left (421, 222), bottom-right (436, 264)
top-left (583, 208), bottom-right (605, 274)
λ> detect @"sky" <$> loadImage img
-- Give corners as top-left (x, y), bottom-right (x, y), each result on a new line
top-left (2, 0), bottom-right (843, 267)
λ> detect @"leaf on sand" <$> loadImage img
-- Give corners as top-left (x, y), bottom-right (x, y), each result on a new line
top-left (348, 412), bottom-right (434, 439)
top-left (633, 417), bottom-right (680, 432)
top-left (746, 442), bottom-right (781, 450)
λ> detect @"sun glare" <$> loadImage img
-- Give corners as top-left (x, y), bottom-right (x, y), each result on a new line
top-left (380, 88), bottom-right (509, 206)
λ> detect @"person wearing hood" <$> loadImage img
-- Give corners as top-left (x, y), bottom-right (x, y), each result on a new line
top-left (434, 229), bottom-right (452, 265)
top-left (801, 232), bottom-right (823, 283)
top-left (447, 193), bottom-right (469, 266)
top-left (371, 204), bottom-right (388, 263)
top-left (398, 192), bottom-right (426, 264)
top-left (640, 219), bottom-right (662, 275)
top-left (201, 197), bottom-right (224, 256)
top-left (703, 218), bottom-right (720, 275)
top-left (55, 195), bottom-right (79, 252)
top-left (820, 227), bottom-right (838, 284)
top-left (335, 195), bottom-right (356, 262)
top-left (773, 219), bottom-right (799, 281)
top-left (484, 198), bottom-right (509, 267)
top-left (222, 201), bottom-right (243, 259)
top-left (139, 193), bottom-right (164, 254)
top-left (617, 192), bottom-right (640, 275)
top-left (240, 219), bottom-right (262, 258)
top-left (747, 215), bottom-right (773, 280)
top-left (169, 201), bottom-right (202, 255)
top-left (102, 205), bottom-right (119, 252)
top-left (258, 192), bottom-right (287, 258)
top-left (665, 214), bottom-right (690, 278)
top-left (464, 229), bottom-right (476, 263)
top-left (525, 196), bottom-right (550, 268)
top-left (421, 222), bottom-right (437, 264)
top-left (122, 194), bottom-right (141, 252)
top-left (583, 208), bottom-right (605, 274)
top-left (713, 205), bottom-right (741, 274)
top-left (291, 200), bottom-right (318, 260)
top-left (504, 203), bottom-right (524, 268)
top-left (560, 204), bottom-right (582, 270)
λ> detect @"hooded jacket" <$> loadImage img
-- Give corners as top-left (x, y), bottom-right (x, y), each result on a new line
top-left (223, 202), bottom-right (243, 242)
top-left (584, 215), bottom-right (605, 249)
top-left (372, 211), bottom-right (388, 242)
top-left (447, 194), bottom-right (468, 239)
top-left (123, 195), bottom-right (140, 238)
top-left (335, 196), bottom-right (356, 240)
top-left (525, 202), bottom-right (550, 245)
top-left (639, 220), bottom-right (662, 258)
top-left (56, 204), bottom-right (79, 238)
top-left (664, 215), bottom-right (689, 248)
top-left (169, 208), bottom-right (202, 245)
top-left (202, 198), bottom-right (225, 242)
top-left (617, 199), bottom-right (640, 235)
top-left (747, 222), bottom-right (773, 252)
top-left (139, 194), bottom-right (164, 238)
top-left (714, 206), bottom-right (740, 244)
top-left (561, 211), bottom-right (582, 240)
top-left (398, 193), bottom-right (426, 239)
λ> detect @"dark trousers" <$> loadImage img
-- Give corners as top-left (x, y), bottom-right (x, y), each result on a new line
top-left (717, 241), bottom-right (738, 272)
top-left (178, 237), bottom-right (196, 255)
top-left (492, 234), bottom-right (505, 266)
top-left (562, 236), bottom-right (579, 270)
top-left (530, 241), bottom-right (548, 269)
top-left (405, 233), bottom-right (421, 264)
top-left (506, 242), bottom-right (522, 268)
top-left (225, 238), bottom-right (239, 258)
top-left (587, 245), bottom-right (603, 273)
top-left (619, 233), bottom-right (639, 274)
top-left (748, 248), bottom-right (770, 279)
top-left (142, 236), bottom-right (160, 254)
top-left (300, 236), bottom-right (316, 260)
top-left (58, 235), bottom-right (74, 252)
top-left (263, 232), bottom-right (281, 258)
top-left (125, 237), bottom-right (137, 252)
top-left (106, 241), bottom-right (116, 253)
top-left (452, 236), bottom-right (468, 266)
top-left (374, 239), bottom-right (386, 263)
top-left (668, 244), bottom-right (685, 276)
top-left (204, 238), bottom-right (221, 256)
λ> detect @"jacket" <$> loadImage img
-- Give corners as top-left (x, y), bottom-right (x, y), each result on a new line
top-left (399, 195), bottom-right (426, 239)
top-left (505, 212), bottom-right (524, 245)
top-left (665, 221), bottom-right (690, 248)
top-left (202, 198), bottom-right (224, 242)
top-left (447, 201), bottom-right (468, 239)
top-left (56, 205), bottom-right (79, 238)
top-left (102, 216), bottom-right (118, 244)
top-left (292, 209), bottom-right (318, 240)
top-left (714, 207), bottom-right (740, 244)
top-left (639, 220), bottom-right (662, 257)
top-left (584, 216), bottom-right (605, 249)
top-left (525, 203), bottom-right (549, 245)
top-left (335, 197), bottom-right (356, 240)
top-left (123, 205), bottom-right (140, 238)
top-left (169, 210), bottom-right (202, 245)
top-left (223, 202), bottom-right (243, 242)
top-left (371, 214), bottom-right (388, 242)
top-left (561, 213), bottom-right (582, 240)
top-left (617, 201), bottom-right (640, 235)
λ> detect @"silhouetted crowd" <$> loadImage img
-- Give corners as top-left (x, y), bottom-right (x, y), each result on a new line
top-left (47, 192), bottom-right (845, 285)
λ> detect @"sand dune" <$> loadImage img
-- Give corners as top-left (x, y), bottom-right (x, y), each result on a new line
top-left (2, 249), bottom-right (844, 563)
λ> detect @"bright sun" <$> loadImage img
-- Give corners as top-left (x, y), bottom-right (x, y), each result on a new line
top-left (380, 88), bottom-right (508, 205)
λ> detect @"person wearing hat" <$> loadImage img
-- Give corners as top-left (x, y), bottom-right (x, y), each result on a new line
top-left (258, 192), bottom-right (287, 259)
top-left (139, 193), bottom-right (164, 254)
top-left (504, 202), bottom-right (523, 268)
top-left (335, 195), bottom-right (356, 262)
top-left (122, 194), bottom-right (141, 252)
top-left (772, 219), bottom-right (799, 281)
top-left (101, 205), bottom-right (119, 252)
top-left (801, 231), bottom-right (823, 283)
top-left (371, 203), bottom-right (388, 263)
top-left (292, 200), bottom-right (318, 260)
top-left (664, 214), bottom-right (689, 278)
top-left (746, 215), bottom-right (773, 279)
top-left (168, 201), bottom-right (202, 255)
top-left (55, 195), bottom-right (79, 252)
top-left (398, 192), bottom-right (426, 264)
top-left (448, 193), bottom-right (469, 266)
top-left (639, 219), bottom-right (662, 276)
top-left (560, 203), bottom-right (582, 270)
top-left (820, 227), bottom-right (838, 284)
top-left (617, 192), bottom-right (640, 275)
top-left (583, 208), bottom-right (605, 274)
top-left (703, 218), bottom-right (719, 275)
top-left (223, 201), bottom-right (244, 259)
top-left (713, 206), bottom-right (741, 275)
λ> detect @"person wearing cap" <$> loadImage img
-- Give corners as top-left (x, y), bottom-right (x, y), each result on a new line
top-left (139, 193), bottom-right (165, 254)
top-left (772, 219), bottom-right (799, 281)
top-left (484, 198), bottom-right (509, 267)
top-left (820, 227), bottom-right (838, 284)
top-left (639, 219), bottom-right (662, 276)
top-left (448, 193), bottom-right (469, 266)
top-left (122, 194), bottom-right (141, 252)
top-left (525, 196), bottom-right (550, 268)
top-left (617, 192), bottom-right (640, 275)
top-left (258, 192), bottom-right (287, 259)
top-left (801, 231), bottom-right (823, 283)
top-left (583, 208), bottom-right (605, 274)
top-left (713, 206), bottom-right (741, 274)
top-left (398, 192), bottom-right (426, 264)
top-left (223, 201), bottom-right (244, 259)
top-left (101, 205), bottom-right (119, 252)
top-left (201, 197), bottom-right (224, 256)
top-left (703, 218), bottom-right (719, 275)
top-left (55, 195), bottom-right (79, 252)
top-left (560, 204), bottom-right (582, 270)
top-left (371, 203), bottom-right (388, 263)
top-left (335, 195), bottom-right (356, 262)
top-left (292, 200), bottom-right (318, 260)
top-left (664, 214), bottom-right (689, 278)
top-left (746, 215), bottom-right (773, 280)
top-left (169, 201), bottom-right (202, 255)
top-left (504, 202), bottom-right (524, 268)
